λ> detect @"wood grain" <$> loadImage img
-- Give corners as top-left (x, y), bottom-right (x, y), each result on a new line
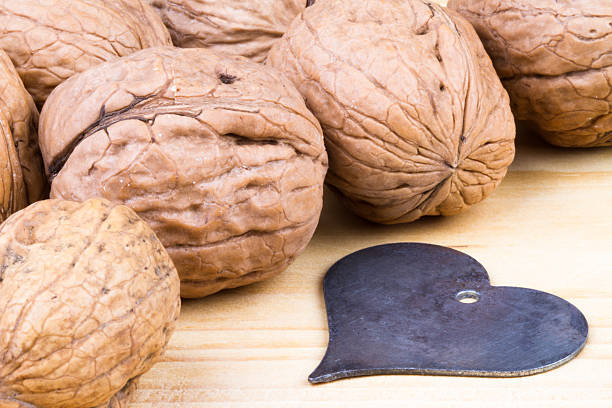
top-left (129, 2), bottom-right (612, 406)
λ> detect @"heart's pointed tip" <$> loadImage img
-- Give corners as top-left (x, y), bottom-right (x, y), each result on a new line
top-left (308, 357), bottom-right (344, 384)
top-left (307, 375), bottom-right (323, 384)
top-left (308, 370), bottom-right (331, 384)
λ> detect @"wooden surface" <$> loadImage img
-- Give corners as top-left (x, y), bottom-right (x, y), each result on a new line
top-left (127, 129), bottom-right (612, 407)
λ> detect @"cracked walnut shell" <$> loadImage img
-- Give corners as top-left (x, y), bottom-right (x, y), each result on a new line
top-left (39, 46), bottom-right (328, 298)
top-left (267, 0), bottom-right (515, 224)
top-left (147, 0), bottom-right (306, 62)
top-left (0, 0), bottom-right (172, 107)
top-left (0, 49), bottom-right (46, 222)
top-left (0, 198), bottom-right (181, 408)
top-left (448, 0), bottom-right (612, 147)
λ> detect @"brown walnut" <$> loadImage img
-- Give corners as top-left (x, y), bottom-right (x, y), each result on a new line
top-left (39, 47), bottom-right (328, 298)
top-left (0, 198), bottom-right (181, 408)
top-left (448, 0), bottom-right (612, 147)
top-left (0, 0), bottom-right (172, 107)
top-left (267, 0), bottom-right (515, 224)
top-left (0, 49), bottom-right (46, 222)
top-left (146, 0), bottom-right (306, 62)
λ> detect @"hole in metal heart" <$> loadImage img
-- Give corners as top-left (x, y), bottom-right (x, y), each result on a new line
top-left (456, 290), bottom-right (480, 304)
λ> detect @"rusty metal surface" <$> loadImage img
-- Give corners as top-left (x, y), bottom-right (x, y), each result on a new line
top-left (309, 243), bottom-right (588, 384)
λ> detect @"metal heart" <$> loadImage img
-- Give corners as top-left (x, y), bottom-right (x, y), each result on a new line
top-left (309, 243), bottom-right (588, 384)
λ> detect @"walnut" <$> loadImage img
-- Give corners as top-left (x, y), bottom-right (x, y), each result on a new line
top-left (448, 0), bottom-right (612, 147)
top-left (267, 0), bottom-right (515, 224)
top-left (0, 198), bottom-right (180, 407)
top-left (0, 49), bottom-right (46, 222)
top-left (147, 0), bottom-right (306, 62)
top-left (0, 0), bottom-right (172, 107)
top-left (39, 47), bottom-right (327, 298)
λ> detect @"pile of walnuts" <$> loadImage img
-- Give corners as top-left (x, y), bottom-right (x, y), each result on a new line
top-left (0, 0), bottom-right (608, 405)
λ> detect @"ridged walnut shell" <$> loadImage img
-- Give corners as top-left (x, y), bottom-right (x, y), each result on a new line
top-left (39, 47), bottom-right (328, 298)
top-left (0, 49), bottom-right (46, 222)
top-left (0, 198), bottom-right (181, 408)
top-left (147, 0), bottom-right (306, 62)
top-left (448, 0), bottom-right (612, 147)
top-left (267, 0), bottom-right (515, 224)
top-left (0, 0), bottom-right (172, 107)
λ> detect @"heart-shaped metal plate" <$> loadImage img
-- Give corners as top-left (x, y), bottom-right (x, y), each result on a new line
top-left (309, 243), bottom-right (588, 384)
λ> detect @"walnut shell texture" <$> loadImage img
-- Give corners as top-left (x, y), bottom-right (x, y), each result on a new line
top-left (39, 47), bottom-right (328, 298)
top-left (147, 0), bottom-right (305, 62)
top-left (0, 0), bottom-right (172, 107)
top-left (0, 198), bottom-right (180, 408)
top-left (0, 49), bottom-right (46, 222)
top-left (448, 0), bottom-right (612, 147)
top-left (267, 0), bottom-right (515, 224)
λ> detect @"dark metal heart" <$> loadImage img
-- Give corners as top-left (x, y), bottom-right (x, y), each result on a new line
top-left (309, 243), bottom-right (588, 384)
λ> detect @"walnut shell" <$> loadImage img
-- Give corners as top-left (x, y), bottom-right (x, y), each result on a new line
top-left (448, 0), bottom-right (612, 147)
top-left (0, 49), bottom-right (46, 221)
top-left (0, 198), bottom-right (180, 408)
top-left (39, 46), bottom-right (328, 298)
top-left (147, 0), bottom-right (305, 62)
top-left (267, 0), bottom-right (515, 224)
top-left (0, 0), bottom-right (172, 107)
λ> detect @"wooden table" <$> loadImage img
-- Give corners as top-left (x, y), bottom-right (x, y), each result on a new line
top-left (128, 130), bottom-right (612, 407)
